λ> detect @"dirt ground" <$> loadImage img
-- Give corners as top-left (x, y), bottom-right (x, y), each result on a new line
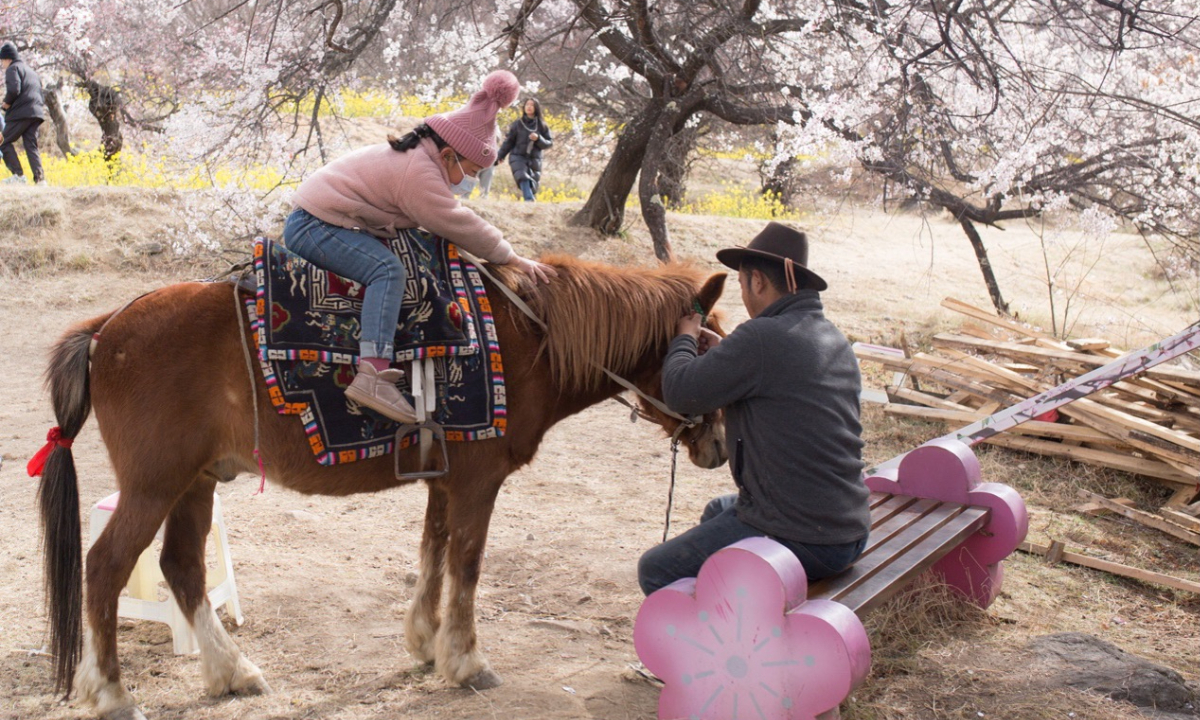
top-left (1, 186), bottom-right (1198, 720)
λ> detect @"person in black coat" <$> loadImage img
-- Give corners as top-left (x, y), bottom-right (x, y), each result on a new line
top-left (1, 41), bottom-right (46, 185)
top-left (496, 98), bottom-right (552, 201)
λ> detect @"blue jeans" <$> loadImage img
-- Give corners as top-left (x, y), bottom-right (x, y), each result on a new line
top-left (282, 208), bottom-right (406, 360)
top-left (518, 178), bottom-right (535, 202)
top-left (637, 494), bottom-right (868, 595)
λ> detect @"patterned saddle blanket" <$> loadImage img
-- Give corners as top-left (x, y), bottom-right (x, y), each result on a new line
top-left (248, 232), bottom-right (506, 465)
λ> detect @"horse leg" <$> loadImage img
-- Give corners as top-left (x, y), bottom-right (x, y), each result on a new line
top-left (75, 495), bottom-right (173, 720)
top-left (158, 481), bottom-right (270, 698)
top-left (404, 481), bottom-right (450, 664)
top-left (434, 475), bottom-right (505, 689)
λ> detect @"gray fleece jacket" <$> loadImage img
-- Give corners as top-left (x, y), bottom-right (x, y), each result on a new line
top-left (662, 291), bottom-right (870, 544)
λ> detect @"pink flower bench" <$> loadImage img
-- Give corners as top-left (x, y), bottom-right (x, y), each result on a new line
top-left (634, 438), bottom-right (1028, 720)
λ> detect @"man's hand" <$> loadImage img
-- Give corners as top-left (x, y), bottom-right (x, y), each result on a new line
top-left (677, 313), bottom-right (703, 341)
top-left (696, 327), bottom-right (722, 355)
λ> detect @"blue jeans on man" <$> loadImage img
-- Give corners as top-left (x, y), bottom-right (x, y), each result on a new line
top-left (637, 493), bottom-right (868, 595)
top-left (282, 208), bottom-right (406, 360)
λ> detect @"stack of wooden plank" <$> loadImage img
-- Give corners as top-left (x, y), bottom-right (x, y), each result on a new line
top-left (856, 298), bottom-right (1200, 511)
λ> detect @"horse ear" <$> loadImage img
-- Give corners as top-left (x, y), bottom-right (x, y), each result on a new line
top-left (697, 273), bottom-right (726, 313)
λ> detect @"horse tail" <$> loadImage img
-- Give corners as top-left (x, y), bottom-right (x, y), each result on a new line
top-left (39, 322), bottom-right (100, 696)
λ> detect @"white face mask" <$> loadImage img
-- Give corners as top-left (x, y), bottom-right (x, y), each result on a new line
top-left (449, 154), bottom-right (478, 197)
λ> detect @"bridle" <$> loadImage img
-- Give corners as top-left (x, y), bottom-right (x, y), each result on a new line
top-left (464, 254), bottom-right (709, 542)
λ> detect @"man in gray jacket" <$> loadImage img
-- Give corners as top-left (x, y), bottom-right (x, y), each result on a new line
top-left (1, 41), bottom-right (46, 185)
top-left (638, 222), bottom-right (871, 594)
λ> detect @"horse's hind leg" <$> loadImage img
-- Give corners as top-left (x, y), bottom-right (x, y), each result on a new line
top-left (405, 482), bottom-right (450, 664)
top-left (435, 474), bottom-right (505, 689)
top-left (159, 480), bottom-right (270, 698)
top-left (76, 495), bottom-right (173, 720)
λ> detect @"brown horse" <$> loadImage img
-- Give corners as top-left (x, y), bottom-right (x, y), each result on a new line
top-left (37, 254), bottom-right (727, 720)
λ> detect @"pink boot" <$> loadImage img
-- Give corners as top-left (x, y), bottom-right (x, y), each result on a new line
top-left (346, 363), bottom-right (418, 423)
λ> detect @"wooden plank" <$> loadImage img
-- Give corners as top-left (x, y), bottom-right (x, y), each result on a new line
top-left (1127, 377), bottom-right (1200, 409)
top-left (889, 386), bottom-right (976, 411)
top-left (1076, 491), bottom-right (1200, 546)
top-left (868, 492), bottom-right (921, 524)
top-left (1059, 399), bottom-right (1200, 472)
top-left (859, 497), bottom-right (945, 554)
top-left (885, 403), bottom-right (1197, 484)
top-left (1018, 540), bottom-right (1200, 594)
top-left (854, 344), bottom-right (913, 371)
top-left (1068, 338), bottom-right (1111, 352)
top-left (1164, 485), bottom-right (1200, 509)
top-left (940, 298), bottom-right (1064, 345)
top-left (1072, 497), bottom-right (1134, 516)
top-left (857, 345), bottom-right (1025, 406)
top-left (933, 333), bottom-right (1200, 386)
top-left (1162, 509), bottom-right (1200, 533)
top-left (837, 507), bottom-right (990, 616)
top-left (1092, 393), bottom-right (1176, 425)
top-left (883, 404), bottom-right (1132, 447)
top-left (906, 358), bottom-right (1023, 406)
top-left (937, 347), bottom-right (1045, 393)
top-left (977, 434), bottom-right (1196, 488)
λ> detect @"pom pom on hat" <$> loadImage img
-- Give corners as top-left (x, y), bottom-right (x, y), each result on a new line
top-left (480, 70), bottom-right (520, 109)
top-left (426, 70), bottom-right (520, 168)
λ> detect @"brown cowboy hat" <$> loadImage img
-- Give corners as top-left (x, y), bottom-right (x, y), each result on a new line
top-left (715, 222), bottom-right (828, 292)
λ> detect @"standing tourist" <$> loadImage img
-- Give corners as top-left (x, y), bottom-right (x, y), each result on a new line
top-left (1, 41), bottom-right (46, 185)
top-left (497, 98), bottom-right (552, 201)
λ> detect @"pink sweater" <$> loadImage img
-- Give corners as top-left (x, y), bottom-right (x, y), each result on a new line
top-left (291, 138), bottom-right (516, 264)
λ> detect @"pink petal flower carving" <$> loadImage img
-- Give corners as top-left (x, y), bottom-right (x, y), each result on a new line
top-left (635, 537), bottom-right (870, 720)
top-left (866, 438), bottom-right (1028, 608)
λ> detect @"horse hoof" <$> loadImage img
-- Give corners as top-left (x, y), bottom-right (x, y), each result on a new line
top-left (232, 676), bottom-right (272, 696)
top-left (464, 668), bottom-right (504, 690)
top-left (106, 707), bottom-right (148, 720)
top-left (230, 660), bottom-right (272, 697)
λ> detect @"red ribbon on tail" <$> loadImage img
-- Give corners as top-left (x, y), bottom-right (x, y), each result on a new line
top-left (27, 426), bottom-right (74, 477)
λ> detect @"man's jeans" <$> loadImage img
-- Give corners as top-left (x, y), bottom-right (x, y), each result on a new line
top-left (637, 493), bottom-right (868, 595)
top-left (282, 208), bottom-right (406, 360)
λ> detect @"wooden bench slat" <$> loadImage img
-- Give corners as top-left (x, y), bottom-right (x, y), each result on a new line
top-left (868, 493), bottom-right (921, 525)
top-left (862, 497), bottom-right (944, 554)
top-left (811, 500), bottom-right (965, 602)
top-left (807, 493), bottom-right (991, 616)
top-left (840, 507), bottom-right (989, 616)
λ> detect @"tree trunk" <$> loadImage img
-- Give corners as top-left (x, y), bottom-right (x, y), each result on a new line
top-left (959, 217), bottom-right (1010, 316)
top-left (570, 98), bottom-right (666, 234)
top-left (42, 84), bottom-right (75, 157)
top-left (658, 125), bottom-right (698, 209)
top-left (82, 80), bottom-right (124, 159)
top-left (639, 110), bottom-right (679, 262)
top-left (762, 155), bottom-right (797, 206)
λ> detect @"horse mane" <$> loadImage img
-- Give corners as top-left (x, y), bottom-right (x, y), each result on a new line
top-left (495, 255), bottom-right (706, 392)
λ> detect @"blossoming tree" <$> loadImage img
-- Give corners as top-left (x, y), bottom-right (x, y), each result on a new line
top-left (503, 0), bottom-right (1200, 310)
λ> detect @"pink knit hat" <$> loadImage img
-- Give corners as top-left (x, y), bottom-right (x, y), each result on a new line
top-left (425, 70), bottom-right (520, 167)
